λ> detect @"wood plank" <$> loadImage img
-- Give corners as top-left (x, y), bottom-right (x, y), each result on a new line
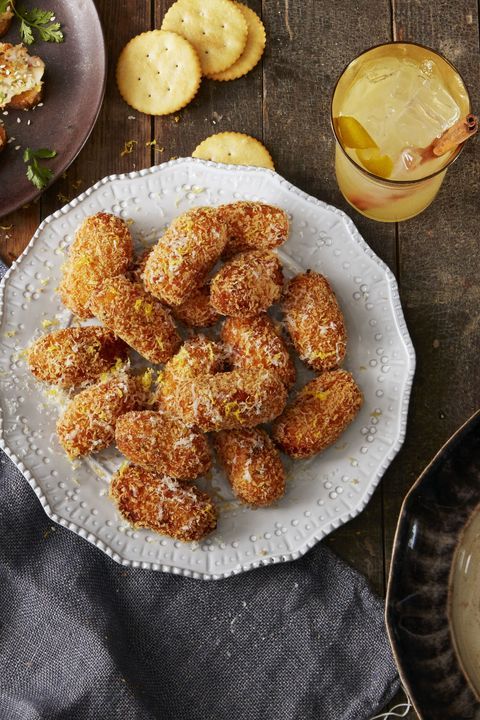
top-left (384, 2), bottom-right (480, 716)
top-left (385, 0), bottom-right (480, 572)
top-left (40, 0), bottom-right (152, 222)
top-left (261, 0), bottom-right (397, 273)
top-left (0, 204), bottom-right (40, 266)
top-left (153, 1), bottom-right (264, 162)
top-left (262, 0), bottom-right (396, 597)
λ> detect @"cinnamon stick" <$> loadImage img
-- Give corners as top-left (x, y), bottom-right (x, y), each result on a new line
top-left (432, 113), bottom-right (478, 157)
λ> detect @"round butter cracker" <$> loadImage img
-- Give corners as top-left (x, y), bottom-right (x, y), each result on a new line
top-left (116, 30), bottom-right (201, 116)
top-left (207, 4), bottom-right (266, 81)
top-left (161, 0), bottom-right (248, 76)
top-left (192, 132), bottom-right (274, 169)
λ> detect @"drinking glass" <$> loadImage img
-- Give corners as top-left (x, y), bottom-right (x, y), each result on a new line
top-left (331, 42), bottom-right (471, 222)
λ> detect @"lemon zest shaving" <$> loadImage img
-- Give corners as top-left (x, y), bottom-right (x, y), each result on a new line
top-left (120, 140), bottom-right (137, 157)
top-left (41, 318), bottom-right (59, 329)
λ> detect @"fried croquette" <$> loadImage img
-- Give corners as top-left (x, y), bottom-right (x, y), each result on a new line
top-left (56, 372), bottom-right (143, 458)
top-left (172, 282), bottom-right (221, 328)
top-left (58, 213), bottom-right (133, 319)
top-left (282, 271), bottom-right (347, 372)
top-left (272, 369), bottom-right (363, 459)
top-left (218, 201), bottom-right (289, 258)
top-left (210, 250), bottom-right (283, 317)
top-left (157, 336), bottom-right (225, 411)
top-left (110, 464), bottom-right (217, 542)
top-left (89, 275), bottom-right (181, 364)
top-left (173, 368), bottom-right (287, 432)
top-left (115, 410), bottom-right (211, 480)
top-left (143, 207), bottom-right (227, 306)
top-left (27, 327), bottom-right (128, 388)
top-left (221, 314), bottom-right (295, 388)
top-left (214, 428), bottom-right (286, 506)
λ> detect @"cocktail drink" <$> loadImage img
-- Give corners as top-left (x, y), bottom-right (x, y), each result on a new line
top-left (331, 43), bottom-right (472, 222)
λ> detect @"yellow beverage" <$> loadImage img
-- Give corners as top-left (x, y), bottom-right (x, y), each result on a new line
top-left (331, 43), bottom-right (471, 222)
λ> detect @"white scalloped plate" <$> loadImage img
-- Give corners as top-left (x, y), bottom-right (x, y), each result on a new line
top-left (0, 158), bottom-right (415, 579)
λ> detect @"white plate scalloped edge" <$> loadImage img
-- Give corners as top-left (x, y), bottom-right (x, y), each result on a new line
top-left (0, 158), bottom-right (415, 579)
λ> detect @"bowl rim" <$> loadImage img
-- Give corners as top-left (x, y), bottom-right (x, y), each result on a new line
top-left (385, 407), bottom-right (480, 718)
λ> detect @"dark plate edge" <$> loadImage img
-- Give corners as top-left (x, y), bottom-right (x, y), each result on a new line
top-left (385, 407), bottom-right (480, 720)
top-left (0, 0), bottom-right (107, 218)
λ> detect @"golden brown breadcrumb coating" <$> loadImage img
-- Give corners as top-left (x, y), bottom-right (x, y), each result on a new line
top-left (115, 410), bottom-right (211, 480)
top-left (110, 464), bottom-right (217, 542)
top-left (282, 271), bottom-right (347, 372)
top-left (172, 282), bottom-right (221, 328)
top-left (221, 314), bottom-right (295, 388)
top-left (89, 275), bottom-right (181, 364)
top-left (56, 372), bottom-right (143, 458)
top-left (214, 428), bottom-right (286, 506)
top-left (27, 326), bottom-right (128, 388)
top-left (210, 250), bottom-right (283, 317)
top-left (157, 336), bottom-right (225, 412)
top-left (217, 201), bottom-right (289, 258)
top-left (143, 207), bottom-right (227, 306)
top-left (129, 248), bottom-right (152, 284)
top-left (272, 369), bottom-right (363, 459)
top-left (58, 213), bottom-right (133, 319)
top-left (173, 368), bottom-right (287, 432)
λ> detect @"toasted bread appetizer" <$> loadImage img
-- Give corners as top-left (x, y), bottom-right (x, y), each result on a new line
top-left (214, 428), bottom-right (286, 506)
top-left (282, 271), bottom-right (347, 372)
top-left (58, 213), bottom-right (133, 319)
top-left (0, 42), bottom-right (45, 110)
top-left (272, 370), bottom-right (363, 459)
top-left (156, 336), bottom-right (225, 412)
top-left (89, 275), bottom-right (181, 364)
top-left (173, 368), bottom-right (287, 432)
top-left (27, 326), bottom-right (128, 388)
top-left (172, 282), bottom-right (221, 328)
top-left (116, 410), bottom-right (212, 480)
top-left (56, 372), bottom-right (142, 458)
top-left (0, 4), bottom-right (14, 38)
top-left (0, 123), bottom-right (6, 153)
top-left (144, 207), bottom-right (227, 306)
top-left (210, 250), bottom-right (284, 317)
top-left (218, 202), bottom-right (289, 258)
top-left (221, 314), bottom-right (295, 388)
top-left (110, 464), bottom-right (217, 542)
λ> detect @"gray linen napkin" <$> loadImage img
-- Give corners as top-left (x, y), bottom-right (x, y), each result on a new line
top-left (0, 262), bottom-right (399, 720)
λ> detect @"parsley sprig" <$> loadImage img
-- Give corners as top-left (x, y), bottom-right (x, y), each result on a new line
top-left (23, 147), bottom-right (57, 189)
top-left (0, 1), bottom-right (64, 44)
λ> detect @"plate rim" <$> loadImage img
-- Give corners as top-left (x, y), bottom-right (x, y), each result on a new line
top-left (0, 0), bottom-right (107, 218)
top-left (385, 408), bottom-right (480, 719)
top-left (0, 157), bottom-right (416, 579)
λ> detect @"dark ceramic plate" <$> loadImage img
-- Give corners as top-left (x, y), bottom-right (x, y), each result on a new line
top-left (386, 410), bottom-right (480, 720)
top-left (0, 0), bottom-right (106, 217)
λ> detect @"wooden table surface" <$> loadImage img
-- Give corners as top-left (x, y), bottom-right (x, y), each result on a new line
top-left (2, 1), bottom-right (479, 717)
